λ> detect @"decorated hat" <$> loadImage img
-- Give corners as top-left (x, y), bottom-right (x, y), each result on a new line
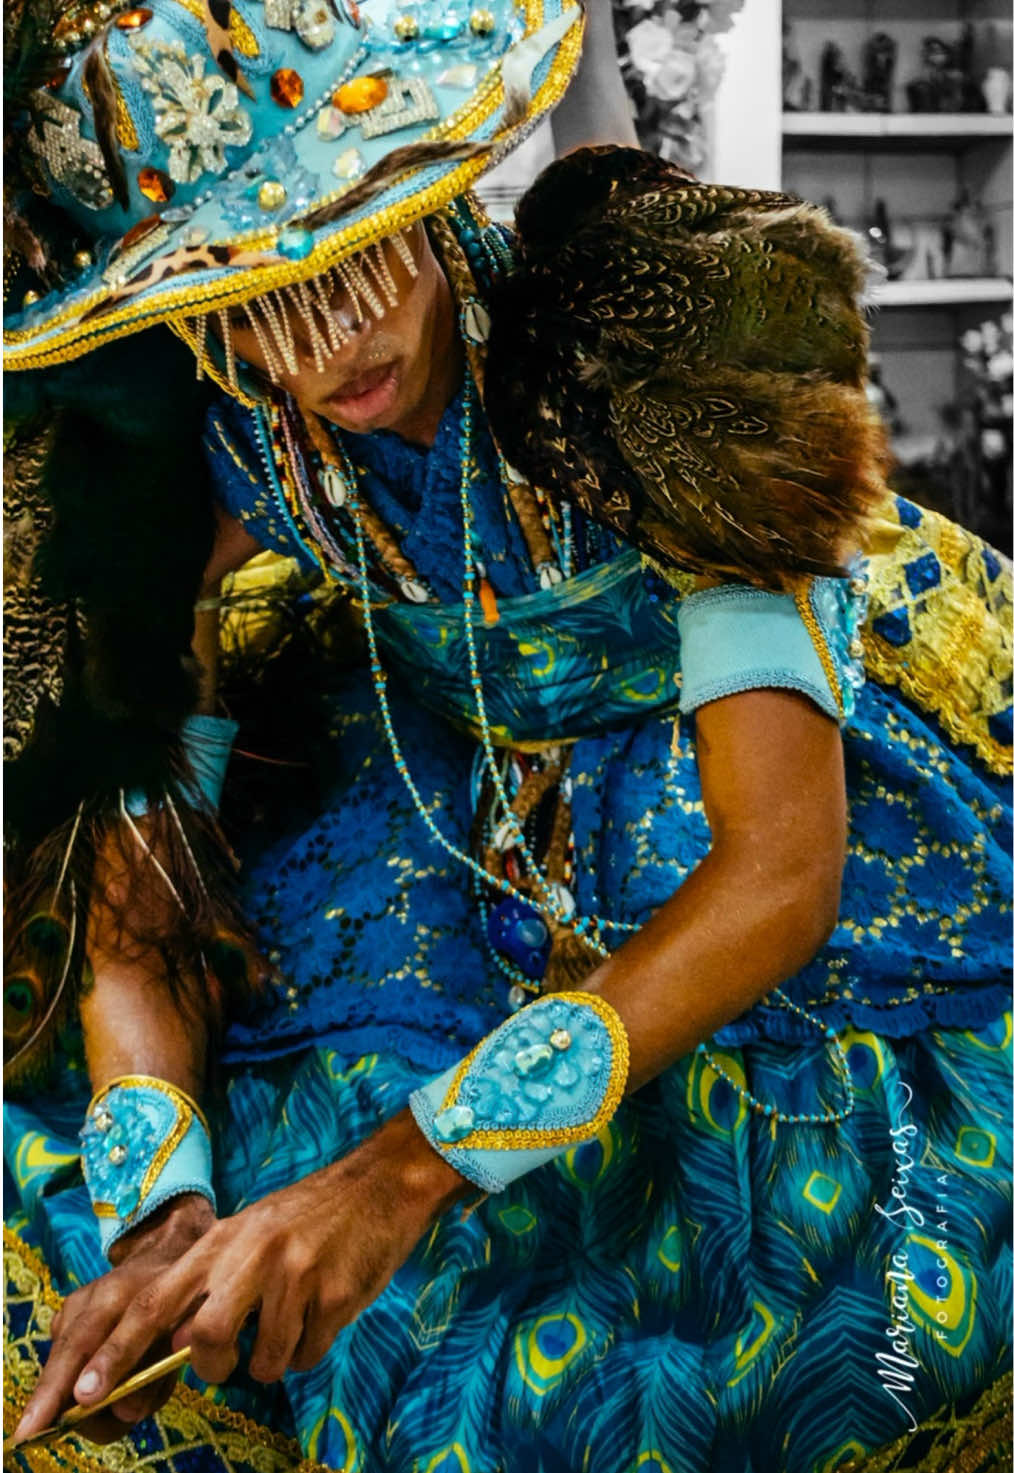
top-left (4, 0), bottom-right (583, 370)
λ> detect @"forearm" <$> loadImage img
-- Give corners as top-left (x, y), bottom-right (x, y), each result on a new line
top-left (585, 837), bottom-right (841, 1094)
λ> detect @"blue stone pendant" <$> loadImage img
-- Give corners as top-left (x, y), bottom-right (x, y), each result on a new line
top-left (488, 896), bottom-right (551, 980)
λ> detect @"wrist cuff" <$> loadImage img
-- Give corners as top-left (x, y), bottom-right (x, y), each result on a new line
top-left (409, 992), bottom-right (629, 1194)
top-left (81, 1077), bottom-right (215, 1257)
top-left (124, 714), bottom-right (239, 817)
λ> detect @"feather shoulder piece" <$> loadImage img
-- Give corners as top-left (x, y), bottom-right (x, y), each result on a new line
top-left (484, 146), bottom-right (892, 593)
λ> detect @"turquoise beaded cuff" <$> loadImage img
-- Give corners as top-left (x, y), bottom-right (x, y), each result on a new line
top-left (409, 992), bottom-right (629, 1194)
top-left (80, 1077), bottom-right (216, 1256)
top-left (124, 714), bottom-right (238, 818)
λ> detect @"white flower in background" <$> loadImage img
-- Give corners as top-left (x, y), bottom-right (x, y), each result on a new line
top-left (135, 42), bottom-right (253, 184)
top-left (960, 329), bottom-right (983, 355)
top-left (1001, 312), bottom-right (1013, 336)
top-left (626, 17), bottom-right (674, 73)
top-left (1002, 393), bottom-right (1014, 418)
top-left (700, 0), bottom-right (743, 33)
top-left (981, 427), bottom-right (1006, 459)
top-left (987, 350), bottom-right (1014, 381)
top-left (980, 319), bottom-right (1001, 353)
top-left (626, 16), bottom-right (695, 103)
top-left (695, 34), bottom-right (725, 94)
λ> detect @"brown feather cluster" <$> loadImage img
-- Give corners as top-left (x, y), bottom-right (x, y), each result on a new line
top-left (484, 146), bottom-right (892, 592)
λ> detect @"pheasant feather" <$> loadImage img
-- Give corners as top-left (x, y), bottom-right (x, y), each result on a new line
top-left (485, 147), bottom-right (891, 593)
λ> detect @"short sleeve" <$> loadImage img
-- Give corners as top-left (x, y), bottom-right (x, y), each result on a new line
top-left (677, 574), bottom-right (867, 724)
top-left (203, 395), bottom-right (317, 570)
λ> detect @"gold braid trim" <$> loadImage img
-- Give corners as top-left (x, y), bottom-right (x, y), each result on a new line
top-left (4, 1227), bottom-right (327, 1473)
top-left (793, 578), bottom-right (845, 720)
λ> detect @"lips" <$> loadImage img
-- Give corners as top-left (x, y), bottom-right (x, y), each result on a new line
top-left (324, 360), bottom-right (400, 426)
top-left (333, 363), bottom-right (393, 399)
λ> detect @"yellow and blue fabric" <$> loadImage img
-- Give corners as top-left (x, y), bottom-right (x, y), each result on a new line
top-left (4, 0), bottom-right (583, 371)
top-left (410, 992), bottom-right (629, 1192)
top-left (79, 1078), bottom-right (215, 1255)
top-left (5, 381), bottom-right (1013, 1469)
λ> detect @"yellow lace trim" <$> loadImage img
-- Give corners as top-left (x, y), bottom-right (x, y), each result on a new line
top-left (862, 499), bottom-right (1012, 777)
top-left (3, 1227), bottom-right (327, 1473)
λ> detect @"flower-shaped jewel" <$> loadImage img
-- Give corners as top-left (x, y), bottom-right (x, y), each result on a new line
top-left (218, 134), bottom-right (320, 228)
top-left (134, 41), bottom-right (253, 185)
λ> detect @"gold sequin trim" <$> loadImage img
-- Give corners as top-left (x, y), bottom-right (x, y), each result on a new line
top-left (437, 991), bottom-right (630, 1152)
top-left (4, 1227), bottom-right (326, 1473)
top-left (794, 578), bottom-right (844, 719)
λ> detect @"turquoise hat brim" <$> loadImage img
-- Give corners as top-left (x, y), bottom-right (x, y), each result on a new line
top-left (5, 0), bottom-right (583, 371)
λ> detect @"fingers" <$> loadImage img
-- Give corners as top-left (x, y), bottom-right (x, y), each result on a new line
top-left (187, 1288), bottom-right (256, 1385)
top-left (14, 1289), bottom-right (124, 1440)
top-left (248, 1272), bottom-right (305, 1384)
top-left (72, 1258), bottom-right (207, 1407)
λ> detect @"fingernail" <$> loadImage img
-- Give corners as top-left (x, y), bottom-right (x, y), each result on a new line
top-left (75, 1370), bottom-right (100, 1398)
top-left (14, 1412), bottom-right (35, 1440)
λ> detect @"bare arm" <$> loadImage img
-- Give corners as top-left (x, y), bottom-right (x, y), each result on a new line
top-left (13, 509), bottom-right (264, 1441)
top-left (29, 685), bottom-right (845, 1414)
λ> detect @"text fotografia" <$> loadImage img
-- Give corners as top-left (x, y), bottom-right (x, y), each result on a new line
top-left (872, 1081), bottom-right (953, 1432)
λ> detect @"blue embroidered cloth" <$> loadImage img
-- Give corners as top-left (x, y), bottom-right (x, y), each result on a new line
top-left (5, 384), bottom-right (1011, 1473)
top-left (205, 387), bottom-right (1011, 1073)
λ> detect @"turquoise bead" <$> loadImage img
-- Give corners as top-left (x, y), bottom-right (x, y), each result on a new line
top-left (513, 1042), bottom-right (553, 1078)
top-left (277, 225), bottom-right (313, 260)
top-left (433, 1104), bottom-right (475, 1143)
top-left (116, 1185), bottom-right (141, 1218)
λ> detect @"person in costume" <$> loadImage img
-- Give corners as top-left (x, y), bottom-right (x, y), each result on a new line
top-left (4, 3), bottom-right (1012, 1471)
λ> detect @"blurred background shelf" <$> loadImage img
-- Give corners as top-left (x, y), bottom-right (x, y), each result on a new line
top-left (782, 111), bottom-right (1013, 139)
top-left (874, 277), bottom-right (1013, 305)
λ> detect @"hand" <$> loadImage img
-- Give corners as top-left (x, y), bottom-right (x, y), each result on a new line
top-left (63, 1110), bottom-right (467, 1408)
top-left (15, 1193), bottom-right (216, 1446)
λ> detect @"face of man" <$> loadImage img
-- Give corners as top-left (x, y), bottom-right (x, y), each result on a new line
top-left (219, 222), bottom-right (462, 445)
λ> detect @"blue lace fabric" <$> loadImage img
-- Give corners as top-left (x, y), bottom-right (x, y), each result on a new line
top-left (5, 386), bottom-right (1011, 1473)
top-left (206, 386), bottom-right (1011, 1074)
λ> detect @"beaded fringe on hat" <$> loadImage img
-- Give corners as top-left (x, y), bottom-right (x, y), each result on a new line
top-left (186, 231), bottom-right (419, 389)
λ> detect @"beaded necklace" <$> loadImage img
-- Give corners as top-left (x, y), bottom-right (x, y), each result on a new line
top-left (304, 371), bottom-right (854, 1134)
top-left (263, 206), bottom-right (855, 1134)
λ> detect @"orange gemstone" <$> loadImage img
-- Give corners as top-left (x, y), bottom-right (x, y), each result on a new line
top-left (114, 7), bottom-right (153, 27)
top-left (335, 74), bottom-right (387, 114)
top-left (270, 68), bottom-right (305, 108)
top-left (138, 167), bottom-right (173, 203)
top-left (120, 214), bottom-right (162, 251)
top-left (46, 65), bottom-right (70, 89)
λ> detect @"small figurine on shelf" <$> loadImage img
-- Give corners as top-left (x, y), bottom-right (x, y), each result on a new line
top-left (865, 199), bottom-right (892, 272)
top-left (943, 190), bottom-right (995, 277)
top-left (899, 222), bottom-right (946, 281)
top-left (819, 42), bottom-right (862, 112)
top-left (983, 66), bottom-right (1012, 115)
top-left (865, 354), bottom-right (905, 439)
top-left (862, 32), bottom-right (896, 112)
top-left (782, 19), bottom-right (813, 112)
top-left (906, 36), bottom-right (965, 112)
